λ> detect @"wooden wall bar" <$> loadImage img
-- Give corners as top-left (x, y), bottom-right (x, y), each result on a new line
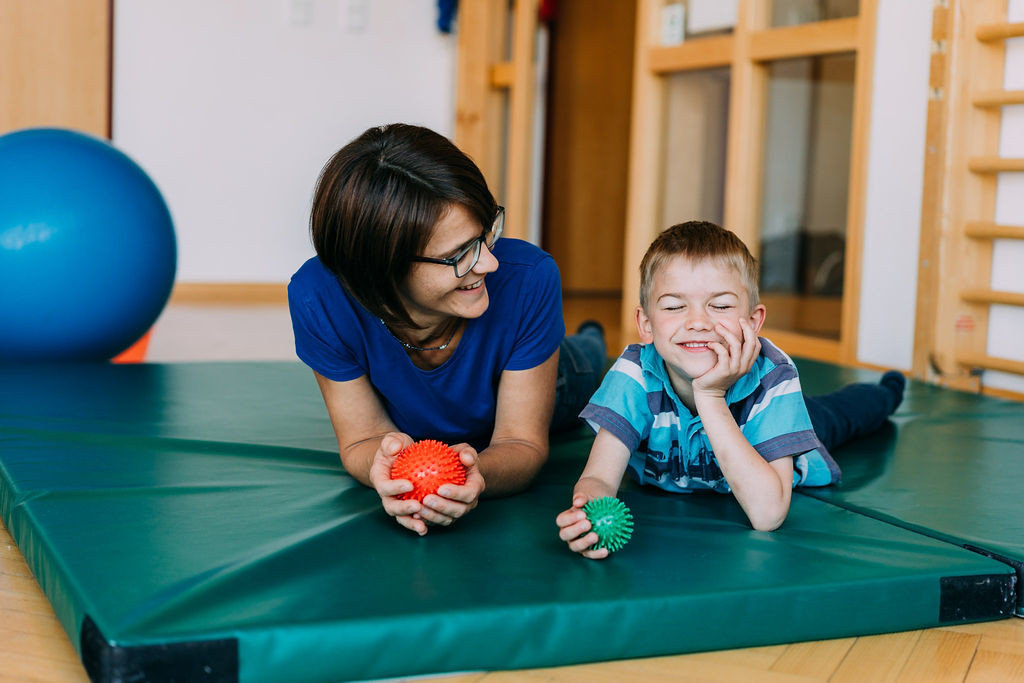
top-left (0, 0), bottom-right (111, 137)
top-left (748, 17), bottom-right (859, 61)
top-left (619, 0), bottom-right (668, 342)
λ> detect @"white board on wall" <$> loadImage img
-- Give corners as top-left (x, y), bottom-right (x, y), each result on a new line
top-left (112, 0), bottom-right (455, 283)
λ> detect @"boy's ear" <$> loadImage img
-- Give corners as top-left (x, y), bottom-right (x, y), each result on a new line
top-left (635, 305), bottom-right (654, 344)
top-left (749, 303), bottom-right (767, 334)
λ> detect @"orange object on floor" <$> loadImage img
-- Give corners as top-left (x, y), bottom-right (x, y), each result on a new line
top-left (112, 330), bottom-right (152, 364)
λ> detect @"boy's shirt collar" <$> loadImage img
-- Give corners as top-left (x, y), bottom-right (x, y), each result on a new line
top-left (638, 340), bottom-right (769, 411)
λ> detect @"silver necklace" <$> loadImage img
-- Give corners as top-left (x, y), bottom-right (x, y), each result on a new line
top-left (379, 318), bottom-right (459, 352)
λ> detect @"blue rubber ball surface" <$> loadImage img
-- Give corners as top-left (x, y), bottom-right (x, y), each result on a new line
top-left (0, 128), bottom-right (176, 361)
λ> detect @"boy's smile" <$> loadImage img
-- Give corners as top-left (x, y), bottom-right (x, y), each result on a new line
top-left (636, 255), bottom-right (766, 393)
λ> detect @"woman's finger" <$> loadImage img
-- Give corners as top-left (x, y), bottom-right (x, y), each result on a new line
top-left (394, 514), bottom-right (427, 536)
top-left (421, 494), bottom-right (470, 520)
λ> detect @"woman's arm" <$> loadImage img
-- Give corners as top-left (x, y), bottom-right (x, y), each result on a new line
top-left (313, 370), bottom-right (432, 534)
top-left (314, 370), bottom-right (398, 485)
top-left (475, 348), bottom-right (559, 497)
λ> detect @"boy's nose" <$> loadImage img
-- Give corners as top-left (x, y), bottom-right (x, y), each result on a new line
top-left (685, 309), bottom-right (712, 330)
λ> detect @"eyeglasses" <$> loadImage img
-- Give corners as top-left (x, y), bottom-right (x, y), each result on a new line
top-left (413, 206), bottom-right (504, 278)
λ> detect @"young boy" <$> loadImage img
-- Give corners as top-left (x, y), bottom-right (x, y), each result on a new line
top-left (557, 221), bottom-right (904, 558)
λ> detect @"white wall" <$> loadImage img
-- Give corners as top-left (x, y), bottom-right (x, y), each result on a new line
top-left (112, 0), bottom-right (455, 283)
top-left (856, 0), bottom-right (932, 370)
top-left (113, 1), bottom-right (1024, 392)
top-left (985, 0), bottom-right (1024, 394)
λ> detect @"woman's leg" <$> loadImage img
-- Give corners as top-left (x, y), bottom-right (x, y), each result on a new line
top-left (804, 371), bottom-right (906, 451)
top-left (551, 321), bottom-right (607, 432)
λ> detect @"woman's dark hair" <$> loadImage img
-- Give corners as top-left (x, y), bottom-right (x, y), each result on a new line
top-left (311, 123), bottom-right (497, 328)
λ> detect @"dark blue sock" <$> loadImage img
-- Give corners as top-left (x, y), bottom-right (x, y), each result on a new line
top-left (804, 371), bottom-right (905, 451)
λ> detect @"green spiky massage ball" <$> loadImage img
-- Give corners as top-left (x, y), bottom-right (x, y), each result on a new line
top-left (583, 496), bottom-right (634, 553)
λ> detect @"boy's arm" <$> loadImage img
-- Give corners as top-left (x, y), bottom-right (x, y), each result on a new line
top-left (556, 428), bottom-right (632, 559)
top-left (693, 395), bottom-right (794, 530)
top-left (693, 317), bottom-right (793, 531)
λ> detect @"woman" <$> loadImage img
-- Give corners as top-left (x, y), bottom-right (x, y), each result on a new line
top-left (288, 124), bottom-right (605, 536)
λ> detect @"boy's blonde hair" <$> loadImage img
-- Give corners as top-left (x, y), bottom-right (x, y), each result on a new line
top-left (639, 221), bottom-right (760, 310)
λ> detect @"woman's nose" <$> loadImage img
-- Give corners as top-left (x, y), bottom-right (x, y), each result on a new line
top-left (473, 242), bottom-right (499, 274)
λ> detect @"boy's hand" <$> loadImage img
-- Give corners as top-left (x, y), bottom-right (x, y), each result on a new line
top-left (693, 317), bottom-right (761, 399)
top-left (555, 479), bottom-right (614, 560)
top-left (417, 443), bottom-right (485, 527)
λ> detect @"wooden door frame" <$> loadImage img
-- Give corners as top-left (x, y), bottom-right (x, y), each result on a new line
top-left (621, 0), bottom-right (877, 365)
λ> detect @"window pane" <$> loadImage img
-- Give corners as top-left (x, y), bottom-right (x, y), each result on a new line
top-left (758, 53), bottom-right (855, 340)
top-left (771, 0), bottom-right (859, 27)
top-left (660, 68), bottom-right (730, 230)
top-left (660, 1), bottom-right (739, 43)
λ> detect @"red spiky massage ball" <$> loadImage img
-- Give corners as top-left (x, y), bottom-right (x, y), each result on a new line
top-left (390, 439), bottom-right (467, 502)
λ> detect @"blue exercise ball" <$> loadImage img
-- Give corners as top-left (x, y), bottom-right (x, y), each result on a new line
top-left (0, 128), bottom-right (176, 361)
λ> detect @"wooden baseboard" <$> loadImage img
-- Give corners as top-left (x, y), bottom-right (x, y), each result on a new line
top-left (169, 283), bottom-right (288, 306)
top-left (980, 383), bottom-right (1024, 402)
top-left (761, 327), bottom-right (841, 364)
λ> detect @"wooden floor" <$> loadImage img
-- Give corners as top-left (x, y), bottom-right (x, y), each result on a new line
top-left (1, 517), bottom-right (1022, 682)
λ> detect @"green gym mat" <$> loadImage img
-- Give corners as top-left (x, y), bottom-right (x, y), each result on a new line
top-left (0, 361), bottom-right (1016, 682)
top-left (793, 358), bottom-right (1024, 616)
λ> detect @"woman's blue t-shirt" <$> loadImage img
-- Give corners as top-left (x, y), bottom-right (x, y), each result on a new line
top-left (287, 238), bottom-right (565, 450)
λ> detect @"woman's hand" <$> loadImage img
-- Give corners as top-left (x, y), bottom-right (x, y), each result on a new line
top-left (693, 317), bottom-right (761, 400)
top-left (417, 443), bottom-right (485, 527)
top-left (367, 432), bottom-right (431, 535)
top-left (371, 437), bottom-right (485, 535)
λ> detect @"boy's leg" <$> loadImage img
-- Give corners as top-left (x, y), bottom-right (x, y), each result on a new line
top-left (804, 371), bottom-right (905, 451)
top-left (551, 321), bottom-right (607, 432)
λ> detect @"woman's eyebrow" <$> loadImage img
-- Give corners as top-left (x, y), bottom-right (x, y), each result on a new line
top-left (437, 228), bottom-right (485, 258)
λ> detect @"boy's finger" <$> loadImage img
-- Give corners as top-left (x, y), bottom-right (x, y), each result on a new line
top-left (559, 520), bottom-right (591, 543)
top-left (707, 341), bottom-right (729, 368)
top-left (740, 321), bottom-right (760, 368)
top-left (555, 508), bottom-right (584, 527)
top-left (720, 324), bottom-right (743, 359)
top-left (568, 532), bottom-right (600, 553)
